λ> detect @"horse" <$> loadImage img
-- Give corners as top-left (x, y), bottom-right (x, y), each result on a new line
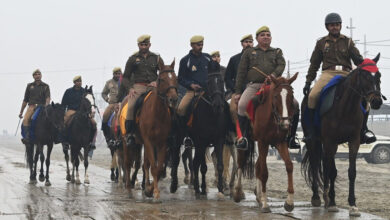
top-left (233, 73), bottom-right (299, 213)
top-left (25, 102), bottom-right (65, 185)
top-left (302, 54), bottom-right (383, 216)
top-left (107, 104), bottom-right (124, 183)
top-left (174, 72), bottom-right (231, 197)
top-left (63, 86), bottom-right (96, 184)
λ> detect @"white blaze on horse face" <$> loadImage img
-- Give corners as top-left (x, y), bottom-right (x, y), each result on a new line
top-left (168, 72), bottom-right (172, 79)
top-left (280, 88), bottom-right (288, 119)
top-left (85, 94), bottom-right (95, 109)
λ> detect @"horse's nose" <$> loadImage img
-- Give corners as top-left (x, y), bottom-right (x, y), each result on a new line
top-left (169, 97), bottom-right (178, 107)
top-left (371, 97), bottom-right (383, 110)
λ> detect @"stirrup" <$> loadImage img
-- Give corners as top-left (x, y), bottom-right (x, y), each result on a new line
top-left (361, 130), bottom-right (376, 144)
top-left (288, 136), bottom-right (301, 149)
top-left (235, 137), bottom-right (248, 151)
top-left (183, 136), bottom-right (193, 149)
top-left (126, 135), bottom-right (135, 146)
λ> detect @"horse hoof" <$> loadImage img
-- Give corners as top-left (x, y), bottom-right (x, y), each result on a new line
top-left (233, 190), bottom-right (243, 203)
top-left (29, 179), bottom-right (37, 185)
top-left (39, 175), bottom-right (45, 182)
top-left (152, 198), bottom-right (162, 203)
top-left (66, 175), bottom-right (71, 182)
top-left (110, 173), bottom-right (115, 181)
top-left (349, 206), bottom-right (361, 217)
top-left (284, 201), bottom-right (294, 212)
top-left (75, 179), bottom-right (81, 185)
top-left (45, 181), bottom-right (51, 186)
top-left (84, 179), bottom-right (90, 184)
top-left (311, 198), bottom-right (321, 207)
top-left (144, 189), bottom-right (153, 198)
top-left (183, 176), bottom-right (189, 185)
top-left (217, 192), bottom-right (224, 200)
top-left (223, 188), bottom-right (230, 196)
top-left (170, 184), bottom-right (178, 193)
top-left (328, 206), bottom-right (339, 212)
top-left (261, 206), bottom-right (271, 213)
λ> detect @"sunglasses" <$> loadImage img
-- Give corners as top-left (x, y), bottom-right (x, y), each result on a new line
top-left (196, 43), bottom-right (203, 46)
top-left (243, 40), bottom-right (253, 43)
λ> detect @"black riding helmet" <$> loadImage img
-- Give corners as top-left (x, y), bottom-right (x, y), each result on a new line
top-left (325, 13), bottom-right (342, 25)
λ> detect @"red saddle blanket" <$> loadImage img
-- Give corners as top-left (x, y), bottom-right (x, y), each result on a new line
top-left (246, 84), bottom-right (271, 122)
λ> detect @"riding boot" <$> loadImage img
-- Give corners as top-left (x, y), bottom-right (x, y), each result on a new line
top-left (361, 112), bottom-right (376, 144)
top-left (179, 116), bottom-right (193, 148)
top-left (21, 125), bottom-right (31, 144)
top-left (302, 108), bottom-right (316, 143)
top-left (235, 115), bottom-right (249, 150)
top-left (287, 111), bottom-right (301, 149)
top-left (125, 120), bottom-right (136, 146)
top-left (101, 123), bottom-right (110, 141)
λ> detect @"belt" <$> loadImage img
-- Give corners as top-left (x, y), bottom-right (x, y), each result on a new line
top-left (325, 65), bottom-right (351, 72)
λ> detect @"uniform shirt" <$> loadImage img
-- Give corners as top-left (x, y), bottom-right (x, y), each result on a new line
top-left (116, 77), bottom-right (131, 102)
top-left (225, 51), bottom-right (243, 92)
top-left (178, 51), bottom-right (220, 90)
top-left (306, 34), bottom-right (363, 83)
top-left (23, 81), bottom-right (50, 105)
top-left (235, 46), bottom-right (285, 94)
top-left (102, 78), bottom-right (120, 104)
top-left (123, 51), bottom-right (162, 88)
top-left (61, 86), bottom-right (85, 111)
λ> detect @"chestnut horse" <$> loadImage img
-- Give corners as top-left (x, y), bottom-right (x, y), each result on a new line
top-left (302, 54), bottom-right (383, 216)
top-left (234, 73), bottom-right (298, 213)
top-left (136, 60), bottom-right (178, 201)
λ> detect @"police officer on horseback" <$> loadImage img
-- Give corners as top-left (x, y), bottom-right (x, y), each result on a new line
top-left (19, 69), bottom-right (51, 144)
top-left (101, 67), bottom-right (122, 146)
top-left (61, 76), bottom-right (97, 150)
top-left (123, 35), bottom-right (163, 145)
top-left (234, 26), bottom-right (301, 150)
top-left (303, 13), bottom-right (376, 144)
top-left (177, 35), bottom-right (220, 147)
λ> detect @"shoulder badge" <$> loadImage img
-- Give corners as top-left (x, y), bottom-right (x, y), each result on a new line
top-left (251, 51), bottom-right (257, 55)
top-left (30, 85), bottom-right (34, 89)
top-left (192, 65), bottom-right (197, 71)
top-left (135, 58), bottom-right (141, 62)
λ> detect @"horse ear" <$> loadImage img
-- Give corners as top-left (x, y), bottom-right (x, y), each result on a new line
top-left (85, 85), bottom-right (88, 90)
top-left (373, 53), bottom-right (380, 63)
top-left (158, 57), bottom-right (165, 73)
top-left (170, 58), bottom-right (175, 69)
top-left (89, 85), bottom-right (93, 91)
top-left (51, 101), bottom-right (55, 107)
top-left (288, 72), bottom-right (299, 84)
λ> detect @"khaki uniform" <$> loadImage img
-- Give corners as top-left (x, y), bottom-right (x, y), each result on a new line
top-left (307, 34), bottom-right (363, 108)
top-left (235, 46), bottom-right (285, 116)
top-left (22, 81), bottom-right (50, 126)
top-left (177, 91), bottom-right (196, 116)
top-left (102, 78), bottom-right (120, 123)
top-left (123, 51), bottom-right (162, 120)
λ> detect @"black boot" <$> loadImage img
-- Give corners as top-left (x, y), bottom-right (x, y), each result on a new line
top-left (235, 115), bottom-right (249, 150)
top-left (302, 108), bottom-right (316, 143)
top-left (125, 120), bottom-right (136, 146)
top-left (21, 125), bottom-right (31, 144)
top-left (101, 123), bottom-right (110, 141)
top-left (288, 111), bottom-right (301, 149)
top-left (361, 113), bottom-right (376, 144)
top-left (179, 116), bottom-right (193, 148)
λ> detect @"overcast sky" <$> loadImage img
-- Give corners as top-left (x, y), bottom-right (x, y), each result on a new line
top-left (1, 0), bottom-right (389, 133)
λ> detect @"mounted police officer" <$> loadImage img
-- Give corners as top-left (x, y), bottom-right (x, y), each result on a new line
top-left (123, 35), bottom-right (163, 145)
top-left (303, 13), bottom-right (376, 144)
top-left (177, 35), bottom-right (220, 147)
top-left (61, 76), bottom-right (97, 150)
top-left (225, 34), bottom-right (254, 100)
top-left (210, 51), bottom-right (226, 85)
top-left (101, 67), bottom-right (122, 144)
top-left (234, 26), bottom-right (301, 150)
top-left (19, 69), bottom-right (51, 144)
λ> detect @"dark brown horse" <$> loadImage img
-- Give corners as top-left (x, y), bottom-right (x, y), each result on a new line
top-left (302, 54), bottom-right (383, 216)
top-left (233, 73), bottom-right (298, 213)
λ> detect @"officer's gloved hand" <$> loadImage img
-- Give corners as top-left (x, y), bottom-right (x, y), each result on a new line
top-left (303, 82), bottom-right (311, 96)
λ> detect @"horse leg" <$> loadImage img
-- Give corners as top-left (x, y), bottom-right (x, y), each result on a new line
top-left (170, 144), bottom-right (180, 193)
top-left (188, 147), bottom-right (194, 185)
top-left (193, 146), bottom-right (202, 195)
top-left (211, 149), bottom-right (218, 186)
top-left (116, 149), bottom-right (123, 186)
top-left (308, 140), bottom-right (321, 207)
top-left (348, 140), bottom-right (361, 217)
top-left (38, 145), bottom-right (45, 182)
top-left (233, 149), bottom-right (245, 202)
top-left (154, 144), bottom-right (168, 202)
top-left (200, 147), bottom-right (208, 195)
top-left (276, 142), bottom-right (295, 212)
top-left (32, 144), bottom-right (39, 183)
top-left (182, 148), bottom-right (190, 185)
top-left (84, 147), bottom-right (90, 184)
top-left (70, 146), bottom-right (75, 183)
top-left (143, 144), bottom-right (153, 198)
top-left (130, 144), bottom-right (141, 188)
top-left (63, 144), bottom-right (71, 181)
top-left (215, 142), bottom-right (225, 198)
top-left (257, 143), bottom-right (270, 213)
top-left (27, 143), bottom-right (36, 184)
top-left (45, 143), bottom-right (53, 186)
top-left (110, 147), bottom-right (116, 181)
top-left (229, 141), bottom-right (238, 194)
top-left (222, 144), bottom-right (231, 192)
top-left (75, 148), bottom-right (81, 184)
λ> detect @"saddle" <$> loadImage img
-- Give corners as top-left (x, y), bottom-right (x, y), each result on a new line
top-left (246, 85), bottom-right (271, 123)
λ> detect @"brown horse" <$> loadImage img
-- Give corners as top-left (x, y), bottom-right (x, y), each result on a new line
top-left (233, 73), bottom-right (298, 213)
top-left (302, 55), bottom-right (383, 216)
top-left (136, 60), bottom-right (178, 201)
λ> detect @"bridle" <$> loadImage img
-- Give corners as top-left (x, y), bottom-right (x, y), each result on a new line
top-left (157, 69), bottom-right (178, 103)
top-left (347, 68), bottom-right (382, 102)
top-left (271, 83), bottom-right (294, 131)
top-left (200, 73), bottom-right (224, 107)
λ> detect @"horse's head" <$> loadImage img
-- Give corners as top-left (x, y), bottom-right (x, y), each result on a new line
top-left (269, 73), bottom-right (298, 130)
top-left (157, 59), bottom-right (178, 108)
top-left (46, 102), bottom-right (66, 132)
top-left (80, 85), bottom-right (94, 113)
top-left (207, 72), bottom-right (225, 114)
top-left (356, 54), bottom-right (383, 110)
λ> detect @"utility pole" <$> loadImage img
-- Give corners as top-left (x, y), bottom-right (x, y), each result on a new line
top-left (364, 34), bottom-right (368, 58)
top-left (346, 17), bottom-right (355, 40)
top-left (287, 60), bottom-right (290, 78)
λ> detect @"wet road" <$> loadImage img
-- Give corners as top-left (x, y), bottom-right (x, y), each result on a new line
top-left (0, 138), bottom-right (385, 220)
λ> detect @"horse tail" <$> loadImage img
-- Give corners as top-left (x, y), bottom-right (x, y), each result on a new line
top-left (301, 141), bottom-right (324, 191)
top-left (242, 139), bottom-right (255, 179)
